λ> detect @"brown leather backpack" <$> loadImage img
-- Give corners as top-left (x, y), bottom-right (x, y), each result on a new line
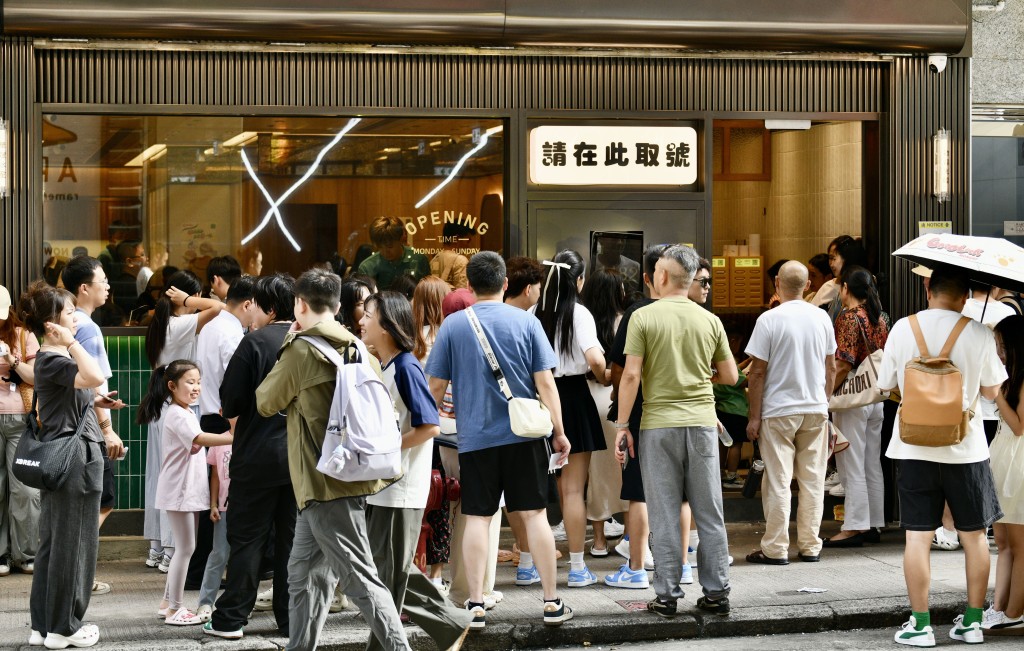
top-left (898, 315), bottom-right (978, 447)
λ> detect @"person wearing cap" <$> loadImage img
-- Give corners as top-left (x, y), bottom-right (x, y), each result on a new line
top-left (0, 286), bottom-right (41, 578)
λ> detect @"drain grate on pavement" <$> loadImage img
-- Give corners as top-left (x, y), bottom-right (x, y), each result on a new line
top-left (615, 599), bottom-right (650, 612)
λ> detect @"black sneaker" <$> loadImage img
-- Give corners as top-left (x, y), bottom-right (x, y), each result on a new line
top-left (543, 599), bottom-right (574, 626)
top-left (467, 604), bottom-right (486, 630)
top-left (647, 598), bottom-right (677, 618)
top-left (697, 595), bottom-right (730, 615)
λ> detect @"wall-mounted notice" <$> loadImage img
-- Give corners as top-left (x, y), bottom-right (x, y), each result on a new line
top-left (918, 221), bottom-right (952, 235)
top-left (529, 125), bottom-right (698, 186)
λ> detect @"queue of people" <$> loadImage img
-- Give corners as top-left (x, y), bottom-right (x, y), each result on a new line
top-left (3, 230), bottom-right (1024, 651)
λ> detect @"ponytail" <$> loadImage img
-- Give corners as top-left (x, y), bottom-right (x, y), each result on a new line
top-left (137, 366), bottom-right (170, 424)
top-left (136, 359), bottom-right (200, 424)
top-left (841, 266), bottom-right (883, 326)
top-left (145, 270), bottom-right (202, 367)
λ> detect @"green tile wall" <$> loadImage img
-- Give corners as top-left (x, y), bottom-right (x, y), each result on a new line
top-left (104, 335), bottom-right (151, 510)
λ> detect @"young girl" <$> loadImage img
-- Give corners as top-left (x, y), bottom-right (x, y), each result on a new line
top-left (987, 315), bottom-right (1024, 634)
top-left (137, 360), bottom-right (233, 626)
top-left (531, 250), bottom-right (609, 588)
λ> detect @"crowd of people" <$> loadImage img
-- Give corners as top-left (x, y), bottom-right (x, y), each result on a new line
top-left (2, 221), bottom-right (1024, 649)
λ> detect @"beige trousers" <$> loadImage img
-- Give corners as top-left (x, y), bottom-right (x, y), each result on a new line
top-left (758, 413), bottom-right (829, 559)
top-left (438, 446), bottom-right (500, 605)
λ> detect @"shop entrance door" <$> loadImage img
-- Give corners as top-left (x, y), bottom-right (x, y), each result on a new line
top-left (527, 200), bottom-right (705, 271)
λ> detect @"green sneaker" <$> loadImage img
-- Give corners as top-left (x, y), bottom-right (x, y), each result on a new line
top-left (949, 614), bottom-right (983, 644)
top-left (895, 616), bottom-right (936, 647)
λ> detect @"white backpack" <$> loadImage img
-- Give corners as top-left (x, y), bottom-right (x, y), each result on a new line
top-left (298, 336), bottom-right (403, 483)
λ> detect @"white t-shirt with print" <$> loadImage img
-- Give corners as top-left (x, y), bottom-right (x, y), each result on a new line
top-left (880, 309), bottom-right (1008, 464)
top-left (529, 303), bottom-right (603, 377)
top-left (745, 299), bottom-right (837, 419)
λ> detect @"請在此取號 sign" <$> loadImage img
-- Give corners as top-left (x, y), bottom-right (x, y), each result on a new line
top-left (529, 125), bottom-right (698, 186)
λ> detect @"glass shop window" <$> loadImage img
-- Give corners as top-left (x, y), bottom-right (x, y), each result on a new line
top-left (41, 114), bottom-right (505, 324)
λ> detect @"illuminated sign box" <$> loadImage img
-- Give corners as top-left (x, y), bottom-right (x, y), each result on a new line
top-left (529, 126), bottom-right (698, 186)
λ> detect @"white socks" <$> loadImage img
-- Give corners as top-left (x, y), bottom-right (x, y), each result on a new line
top-left (518, 552), bottom-right (534, 570)
top-left (569, 552), bottom-right (585, 571)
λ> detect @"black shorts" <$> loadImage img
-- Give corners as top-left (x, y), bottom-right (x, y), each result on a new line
top-left (100, 455), bottom-right (116, 510)
top-left (619, 428), bottom-right (645, 503)
top-left (717, 411), bottom-right (749, 444)
top-left (896, 459), bottom-right (1003, 532)
top-left (459, 438), bottom-right (550, 516)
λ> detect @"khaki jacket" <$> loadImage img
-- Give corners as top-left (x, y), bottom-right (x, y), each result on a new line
top-left (256, 319), bottom-right (396, 510)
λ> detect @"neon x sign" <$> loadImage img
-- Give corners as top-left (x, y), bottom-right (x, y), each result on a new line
top-left (241, 118), bottom-right (362, 251)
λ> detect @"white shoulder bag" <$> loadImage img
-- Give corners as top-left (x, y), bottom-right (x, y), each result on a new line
top-left (465, 306), bottom-right (552, 438)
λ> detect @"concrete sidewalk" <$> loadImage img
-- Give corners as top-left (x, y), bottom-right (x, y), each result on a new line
top-left (0, 521), bottom-right (1001, 650)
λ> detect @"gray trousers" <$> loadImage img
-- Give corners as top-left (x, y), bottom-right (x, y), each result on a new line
top-left (639, 426), bottom-right (731, 601)
top-left (365, 505), bottom-right (472, 651)
top-left (0, 413), bottom-right (40, 564)
top-left (30, 437), bottom-right (103, 637)
top-left (285, 497), bottom-right (408, 651)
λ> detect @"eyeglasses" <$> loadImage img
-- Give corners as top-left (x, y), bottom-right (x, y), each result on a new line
top-left (698, 278), bottom-right (712, 288)
top-left (89, 279), bottom-right (110, 286)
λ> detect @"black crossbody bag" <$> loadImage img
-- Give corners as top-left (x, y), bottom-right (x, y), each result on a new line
top-left (12, 392), bottom-right (90, 492)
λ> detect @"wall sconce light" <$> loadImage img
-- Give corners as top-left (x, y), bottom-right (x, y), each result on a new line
top-left (933, 128), bottom-right (950, 203)
top-left (0, 119), bottom-right (9, 198)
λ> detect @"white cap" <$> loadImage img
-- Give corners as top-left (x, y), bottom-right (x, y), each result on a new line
top-left (911, 265), bottom-right (932, 279)
top-left (0, 286), bottom-right (11, 320)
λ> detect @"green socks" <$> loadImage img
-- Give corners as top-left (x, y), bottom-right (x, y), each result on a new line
top-left (912, 611), bottom-right (931, 630)
top-left (963, 607), bottom-right (984, 626)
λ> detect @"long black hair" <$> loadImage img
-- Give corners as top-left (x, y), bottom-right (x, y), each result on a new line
top-left (145, 270), bottom-right (202, 368)
top-left (580, 269), bottom-right (625, 352)
top-left (535, 250), bottom-right (586, 356)
top-left (364, 291), bottom-right (416, 353)
top-left (338, 278), bottom-right (372, 333)
top-left (831, 235), bottom-right (869, 276)
top-left (841, 266), bottom-right (883, 326)
top-left (136, 359), bottom-right (200, 424)
top-left (995, 315), bottom-right (1024, 412)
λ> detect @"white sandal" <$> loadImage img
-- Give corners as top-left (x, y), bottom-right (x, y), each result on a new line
top-left (165, 608), bottom-right (203, 626)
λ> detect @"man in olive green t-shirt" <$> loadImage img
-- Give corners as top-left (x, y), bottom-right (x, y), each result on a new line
top-left (615, 244), bottom-right (738, 618)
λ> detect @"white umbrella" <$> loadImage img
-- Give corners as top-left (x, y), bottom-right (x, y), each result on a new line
top-left (892, 233), bottom-right (1024, 294)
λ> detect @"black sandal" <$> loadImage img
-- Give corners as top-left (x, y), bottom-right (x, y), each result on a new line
top-left (745, 550), bottom-right (789, 565)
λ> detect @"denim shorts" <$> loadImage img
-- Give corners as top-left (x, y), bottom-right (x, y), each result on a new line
top-left (896, 459), bottom-right (1003, 532)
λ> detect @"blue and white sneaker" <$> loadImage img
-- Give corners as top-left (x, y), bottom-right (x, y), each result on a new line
top-left (515, 566), bottom-right (542, 586)
top-left (567, 566), bottom-right (599, 587)
top-left (604, 564), bottom-right (650, 589)
top-left (679, 564), bottom-right (693, 585)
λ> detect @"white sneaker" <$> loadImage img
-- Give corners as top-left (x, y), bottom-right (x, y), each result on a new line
top-left (603, 519), bottom-right (625, 538)
top-left (982, 607), bottom-right (1005, 629)
top-left (949, 614), bottom-right (984, 643)
top-left (0, 558), bottom-right (10, 576)
top-left (196, 604), bottom-right (213, 623)
top-left (894, 616), bottom-right (936, 647)
top-left (158, 554), bottom-right (172, 573)
top-left (329, 592), bottom-right (348, 613)
top-left (828, 483), bottom-right (846, 497)
top-left (614, 537), bottom-right (631, 560)
top-left (463, 593), bottom-right (500, 611)
top-left (145, 549), bottom-right (162, 568)
top-left (551, 521), bottom-right (567, 542)
top-left (29, 630), bottom-right (44, 646)
top-left (823, 471), bottom-right (840, 488)
top-left (984, 612), bottom-right (1024, 635)
top-left (253, 587), bottom-right (273, 611)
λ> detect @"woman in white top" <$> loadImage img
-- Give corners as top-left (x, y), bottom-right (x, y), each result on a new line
top-left (532, 250), bottom-right (609, 588)
top-left (142, 271), bottom-right (222, 568)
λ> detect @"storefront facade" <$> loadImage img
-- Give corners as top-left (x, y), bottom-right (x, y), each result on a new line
top-left (0, 1), bottom-right (972, 510)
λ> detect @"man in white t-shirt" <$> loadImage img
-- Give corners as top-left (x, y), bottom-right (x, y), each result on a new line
top-left (878, 265), bottom-right (1007, 647)
top-left (745, 261), bottom-right (837, 564)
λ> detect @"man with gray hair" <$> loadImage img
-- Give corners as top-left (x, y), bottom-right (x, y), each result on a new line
top-left (743, 261), bottom-right (837, 565)
top-left (615, 244), bottom-right (738, 618)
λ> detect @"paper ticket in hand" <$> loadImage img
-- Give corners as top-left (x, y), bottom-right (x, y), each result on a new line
top-left (548, 453), bottom-right (568, 473)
